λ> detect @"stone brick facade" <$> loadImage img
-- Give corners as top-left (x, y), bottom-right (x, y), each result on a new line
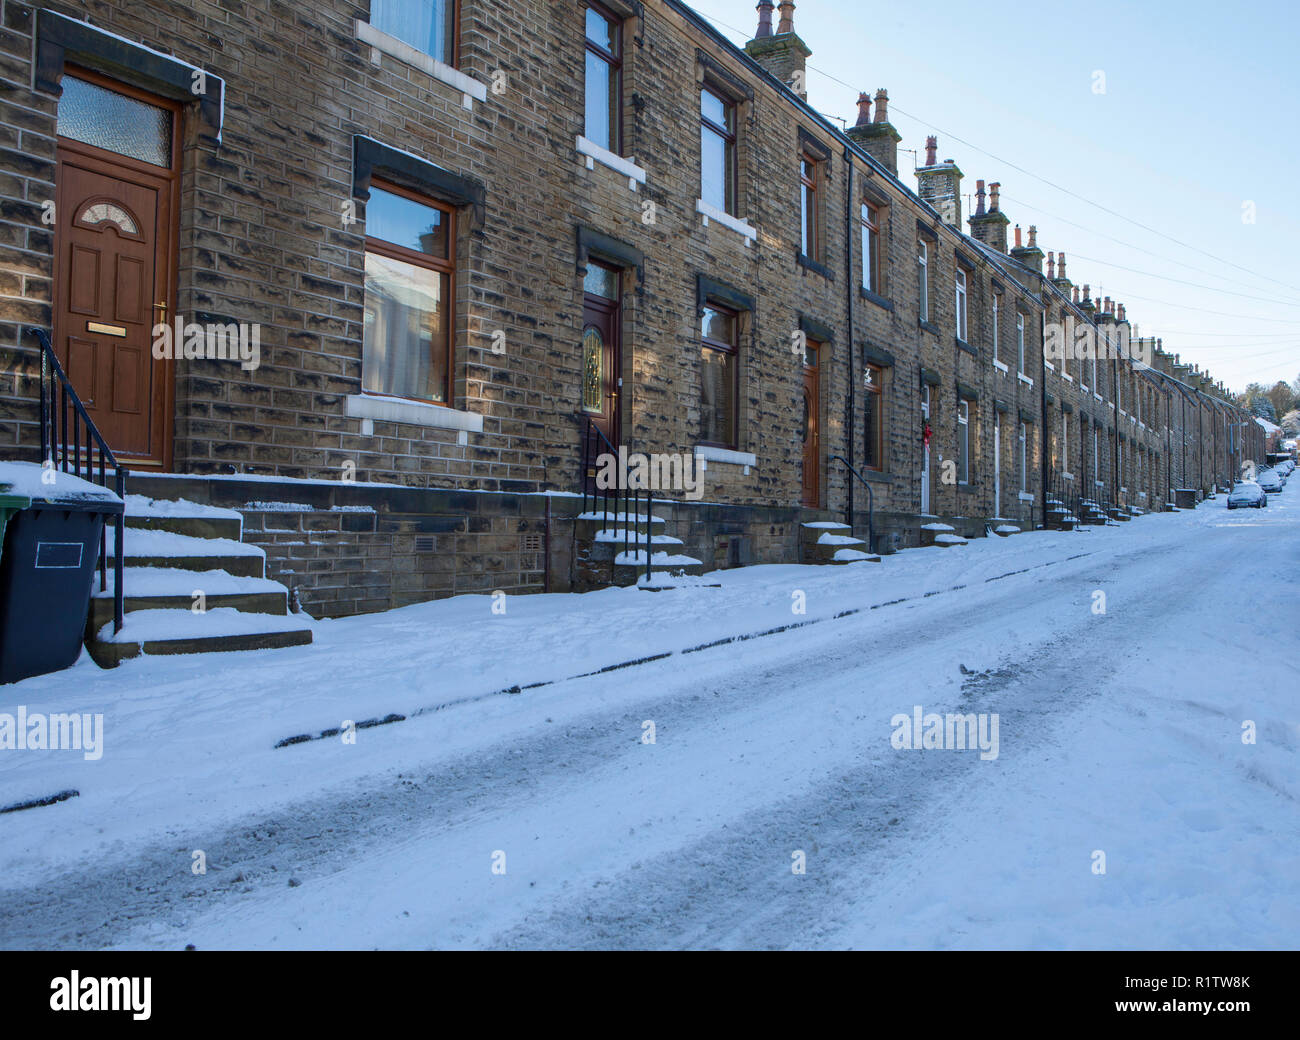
top-left (0, 0), bottom-right (1265, 615)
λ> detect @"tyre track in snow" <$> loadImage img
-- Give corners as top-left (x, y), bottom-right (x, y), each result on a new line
top-left (487, 532), bottom-right (1238, 949)
top-left (0, 530), bottom-right (1211, 950)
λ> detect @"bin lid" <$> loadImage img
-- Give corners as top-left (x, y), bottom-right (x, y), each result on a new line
top-left (0, 461), bottom-right (123, 513)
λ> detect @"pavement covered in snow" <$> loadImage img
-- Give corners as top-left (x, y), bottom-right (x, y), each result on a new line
top-left (0, 493), bottom-right (1297, 950)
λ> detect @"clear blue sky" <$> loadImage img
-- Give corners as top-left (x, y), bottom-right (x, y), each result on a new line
top-left (685, 0), bottom-right (1300, 395)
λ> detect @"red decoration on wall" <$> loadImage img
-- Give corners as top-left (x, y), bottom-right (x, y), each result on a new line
top-left (923, 421), bottom-right (933, 448)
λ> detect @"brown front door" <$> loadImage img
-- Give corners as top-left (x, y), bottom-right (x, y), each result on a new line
top-left (53, 72), bottom-right (178, 468)
top-left (801, 344), bottom-right (820, 508)
top-left (581, 262), bottom-right (621, 447)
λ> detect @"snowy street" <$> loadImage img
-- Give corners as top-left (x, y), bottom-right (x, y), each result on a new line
top-left (1, 497), bottom-right (1297, 950)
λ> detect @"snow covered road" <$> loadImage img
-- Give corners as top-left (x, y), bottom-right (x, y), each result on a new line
top-left (1, 496), bottom-right (1297, 949)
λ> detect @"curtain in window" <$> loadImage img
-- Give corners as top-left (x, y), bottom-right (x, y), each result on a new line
top-left (363, 252), bottom-right (448, 402)
top-left (372, 0), bottom-right (453, 63)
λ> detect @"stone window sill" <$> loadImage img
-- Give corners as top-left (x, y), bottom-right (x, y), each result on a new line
top-left (346, 393), bottom-right (483, 442)
top-left (956, 337), bottom-right (977, 356)
top-left (576, 136), bottom-right (647, 191)
top-left (696, 199), bottom-right (756, 243)
top-left (919, 319), bottom-right (940, 336)
top-left (694, 445), bottom-right (756, 474)
top-left (355, 20), bottom-right (487, 109)
top-left (797, 253), bottom-right (834, 280)
top-left (860, 287), bottom-right (894, 312)
top-left (1018, 491), bottom-right (1035, 502)
top-left (1017, 372), bottom-right (1034, 387)
top-left (993, 359), bottom-right (1009, 373)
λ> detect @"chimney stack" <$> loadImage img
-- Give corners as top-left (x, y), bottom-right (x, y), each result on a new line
top-left (1010, 222), bottom-right (1044, 274)
top-left (745, 1), bottom-right (811, 100)
top-left (915, 135), bottom-right (963, 227)
top-left (970, 180), bottom-right (1010, 252)
top-left (1053, 250), bottom-right (1073, 296)
top-left (847, 88), bottom-right (902, 175)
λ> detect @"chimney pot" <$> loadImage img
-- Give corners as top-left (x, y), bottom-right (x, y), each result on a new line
top-left (989, 182), bottom-right (1001, 212)
top-left (873, 88), bottom-right (889, 124)
top-left (1057, 252), bottom-right (1067, 279)
top-left (855, 92), bottom-right (872, 127)
top-left (755, 1), bottom-right (774, 38)
top-left (925, 135), bottom-right (938, 166)
top-left (1047, 252), bottom-right (1056, 279)
top-left (777, 0), bottom-right (795, 34)
top-left (1027, 225), bottom-right (1038, 249)
top-left (1014, 224), bottom-right (1022, 248)
top-left (974, 179), bottom-right (986, 217)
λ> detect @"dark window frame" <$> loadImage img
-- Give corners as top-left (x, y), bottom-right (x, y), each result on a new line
top-left (864, 362), bottom-right (885, 472)
top-left (363, 177), bottom-right (457, 407)
top-left (371, 0), bottom-right (461, 68)
top-left (700, 83), bottom-right (738, 216)
top-left (700, 299), bottom-right (741, 450)
top-left (861, 201), bottom-right (881, 294)
top-left (584, 1), bottom-right (623, 154)
top-left (800, 148), bottom-right (822, 263)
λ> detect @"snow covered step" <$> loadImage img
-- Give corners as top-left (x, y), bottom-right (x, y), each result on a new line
top-left (994, 525), bottom-right (1021, 537)
top-left (87, 608), bottom-right (313, 667)
top-left (594, 529), bottom-right (684, 546)
top-left (106, 527), bottom-right (266, 578)
top-left (87, 567), bottom-right (289, 632)
top-left (831, 548), bottom-right (881, 565)
top-left (575, 512), bottom-right (667, 538)
top-left (612, 550), bottom-right (705, 581)
top-left (124, 495), bottom-right (243, 540)
top-left (932, 533), bottom-right (969, 548)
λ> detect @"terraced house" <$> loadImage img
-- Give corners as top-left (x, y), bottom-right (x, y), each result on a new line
top-left (0, 0), bottom-right (1264, 650)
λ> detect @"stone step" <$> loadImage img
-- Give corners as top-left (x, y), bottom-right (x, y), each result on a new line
top-left (124, 494), bottom-right (244, 541)
top-left (829, 548), bottom-right (882, 565)
top-left (107, 527), bottom-right (266, 579)
top-left (87, 608), bottom-right (313, 668)
top-left (87, 567), bottom-right (289, 632)
top-left (575, 512), bottom-right (666, 539)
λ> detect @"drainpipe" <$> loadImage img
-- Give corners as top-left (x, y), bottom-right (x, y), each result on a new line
top-left (1039, 307), bottom-right (1048, 528)
top-left (844, 145), bottom-right (855, 525)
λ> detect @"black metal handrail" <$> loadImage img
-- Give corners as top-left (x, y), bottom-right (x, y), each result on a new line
top-left (577, 414), bottom-right (651, 584)
top-left (829, 454), bottom-right (875, 554)
top-left (26, 326), bottom-right (126, 634)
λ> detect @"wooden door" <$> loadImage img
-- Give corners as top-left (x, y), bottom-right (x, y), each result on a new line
top-left (581, 265), bottom-right (621, 448)
top-left (801, 346), bottom-right (820, 508)
top-left (53, 74), bottom-right (177, 468)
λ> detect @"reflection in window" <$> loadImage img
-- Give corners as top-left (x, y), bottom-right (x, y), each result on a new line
top-left (363, 185), bottom-right (455, 404)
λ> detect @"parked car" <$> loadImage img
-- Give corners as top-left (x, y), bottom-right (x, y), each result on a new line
top-left (1227, 482), bottom-right (1267, 509)
top-left (1257, 470), bottom-right (1283, 494)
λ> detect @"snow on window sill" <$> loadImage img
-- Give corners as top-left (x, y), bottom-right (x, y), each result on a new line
top-left (1017, 372), bottom-right (1034, 387)
top-left (1094, 393), bottom-right (1104, 402)
top-left (1044, 361), bottom-right (1055, 372)
top-left (1062, 372), bottom-right (1074, 382)
top-left (993, 359), bottom-right (1009, 373)
top-left (355, 20), bottom-right (487, 109)
top-left (346, 393), bottom-right (483, 443)
top-left (576, 137), bottom-right (647, 191)
top-left (696, 199), bottom-right (757, 244)
top-left (1017, 491), bottom-right (1035, 502)
top-left (694, 445), bottom-right (756, 475)
top-left (1062, 472), bottom-right (1075, 480)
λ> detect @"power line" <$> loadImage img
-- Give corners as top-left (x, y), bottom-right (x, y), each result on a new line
top-left (1000, 193), bottom-right (1300, 307)
top-left (1062, 252), bottom-right (1300, 309)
